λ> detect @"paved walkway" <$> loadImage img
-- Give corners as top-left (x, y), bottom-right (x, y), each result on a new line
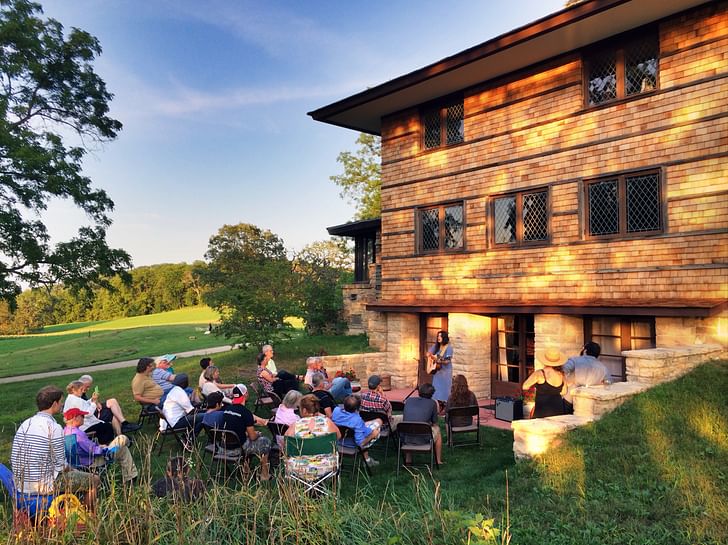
top-left (0, 344), bottom-right (239, 385)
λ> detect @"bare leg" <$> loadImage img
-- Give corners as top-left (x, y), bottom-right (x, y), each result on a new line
top-left (105, 398), bottom-right (125, 434)
top-left (259, 454), bottom-right (269, 480)
top-left (84, 475), bottom-right (100, 512)
top-left (435, 434), bottom-right (443, 464)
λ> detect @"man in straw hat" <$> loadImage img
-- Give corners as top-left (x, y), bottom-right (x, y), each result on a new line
top-left (522, 347), bottom-right (569, 418)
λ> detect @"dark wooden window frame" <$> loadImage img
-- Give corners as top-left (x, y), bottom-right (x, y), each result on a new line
top-left (353, 234), bottom-right (376, 283)
top-left (415, 200), bottom-right (466, 255)
top-left (490, 314), bottom-right (535, 398)
top-left (489, 186), bottom-right (551, 247)
top-left (583, 316), bottom-right (656, 381)
top-left (583, 167), bottom-right (665, 240)
top-left (582, 25), bottom-right (660, 108)
top-left (420, 94), bottom-right (465, 151)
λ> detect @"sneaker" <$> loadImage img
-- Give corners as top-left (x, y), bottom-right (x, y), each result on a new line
top-left (121, 421), bottom-right (142, 433)
top-left (365, 456), bottom-right (379, 467)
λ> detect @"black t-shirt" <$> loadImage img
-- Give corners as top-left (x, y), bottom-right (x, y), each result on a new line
top-left (312, 389), bottom-right (336, 414)
top-left (222, 404), bottom-right (255, 441)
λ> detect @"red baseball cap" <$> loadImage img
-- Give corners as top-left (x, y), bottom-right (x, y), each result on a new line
top-left (63, 407), bottom-right (88, 420)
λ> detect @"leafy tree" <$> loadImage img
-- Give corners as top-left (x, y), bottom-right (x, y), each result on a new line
top-left (330, 133), bottom-right (381, 220)
top-left (196, 223), bottom-right (297, 348)
top-left (0, 0), bottom-right (131, 307)
top-left (293, 239), bottom-right (353, 335)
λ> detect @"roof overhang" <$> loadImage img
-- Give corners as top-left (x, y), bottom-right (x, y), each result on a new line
top-left (309, 0), bottom-right (711, 135)
top-left (366, 299), bottom-right (728, 317)
top-left (327, 218), bottom-right (381, 237)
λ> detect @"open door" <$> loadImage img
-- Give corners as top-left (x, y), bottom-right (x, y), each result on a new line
top-left (490, 315), bottom-right (535, 398)
top-left (419, 314), bottom-right (448, 386)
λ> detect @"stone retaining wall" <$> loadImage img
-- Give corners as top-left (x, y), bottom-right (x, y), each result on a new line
top-left (624, 344), bottom-right (725, 385)
top-left (320, 352), bottom-right (387, 383)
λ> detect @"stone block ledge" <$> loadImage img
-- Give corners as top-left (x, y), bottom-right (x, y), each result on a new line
top-left (571, 382), bottom-right (650, 419)
top-left (622, 344), bottom-right (723, 360)
top-left (512, 415), bottom-right (594, 460)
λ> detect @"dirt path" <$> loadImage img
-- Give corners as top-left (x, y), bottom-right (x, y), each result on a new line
top-left (0, 344), bottom-right (239, 384)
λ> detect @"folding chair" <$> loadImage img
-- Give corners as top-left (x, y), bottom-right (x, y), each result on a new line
top-left (284, 433), bottom-right (339, 496)
top-left (337, 425), bottom-right (372, 476)
top-left (396, 421), bottom-right (438, 475)
top-left (390, 400), bottom-right (405, 413)
top-left (136, 402), bottom-right (158, 427)
top-left (360, 409), bottom-right (393, 462)
top-left (63, 434), bottom-right (108, 478)
top-left (249, 382), bottom-right (281, 416)
top-left (206, 428), bottom-right (245, 479)
top-left (446, 405), bottom-right (481, 448)
top-left (0, 463), bottom-right (54, 528)
top-left (153, 407), bottom-right (190, 454)
top-left (266, 421), bottom-right (289, 473)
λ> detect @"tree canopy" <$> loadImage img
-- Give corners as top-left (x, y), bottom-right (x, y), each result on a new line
top-left (0, 0), bottom-right (130, 307)
top-left (330, 132), bottom-right (381, 220)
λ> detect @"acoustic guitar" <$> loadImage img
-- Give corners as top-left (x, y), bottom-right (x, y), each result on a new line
top-left (425, 348), bottom-right (448, 375)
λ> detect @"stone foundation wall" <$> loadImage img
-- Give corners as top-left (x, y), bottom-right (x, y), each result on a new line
top-left (319, 352), bottom-right (387, 382)
top-left (535, 314), bottom-right (583, 367)
top-left (383, 313), bottom-right (420, 389)
top-left (449, 313), bottom-right (491, 400)
top-left (656, 312), bottom-right (728, 348)
top-left (624, 344), bottom-right (725, 385)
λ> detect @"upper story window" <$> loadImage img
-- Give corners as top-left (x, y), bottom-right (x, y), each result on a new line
top-left (586, 169), bottom-right (662, 238)
top-left (585, 30), bottom-right (659, 106)
top-left (492, 189), bottom-right (549, 245)
top-left (422, 98), bottom-right (464, 150)
top-left (418, 202), bottom-right (464, 253)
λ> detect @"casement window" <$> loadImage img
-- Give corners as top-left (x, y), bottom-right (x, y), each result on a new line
top-left (585, 30), bottom-right (659, 106)
top-left (422, 98), bottom-right (464, 150)
top-left (585, 170), bottom-right (662, 238)
top-left (418, 202), bottom-right (464, 253)
top-left (584, 316), bottom-right (656, 382)
top-left (492, 189), bottom-right (549, 245)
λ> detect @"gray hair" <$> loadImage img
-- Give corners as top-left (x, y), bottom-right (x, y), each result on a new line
top-left (281, 389), bottom-right (303, 409)
top-left (262, 344), bottom-right (273, 353)
top-left (311, 372), bottom-right (326, 388)
top-left (203, 365), bottom-right (218, 382)
top-left (79, 374), bottom-right (93, 384)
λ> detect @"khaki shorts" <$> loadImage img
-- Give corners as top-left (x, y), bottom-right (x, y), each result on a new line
top-left (55, 470), bottom-right (96, 494)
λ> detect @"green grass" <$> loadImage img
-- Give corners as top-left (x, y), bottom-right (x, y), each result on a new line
top-left (0, 347), bottom-right (725, 544)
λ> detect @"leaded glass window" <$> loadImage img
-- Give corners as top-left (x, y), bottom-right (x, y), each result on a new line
top-left (493, 190), bottom-right (548, 245)
top-left (418, 203), bottom-right (464, 252)
top-left (422, 98), bottom-right (464, 149)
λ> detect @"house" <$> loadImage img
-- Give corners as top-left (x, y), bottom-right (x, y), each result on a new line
top-left (311, 0), bottom-right (728, 401)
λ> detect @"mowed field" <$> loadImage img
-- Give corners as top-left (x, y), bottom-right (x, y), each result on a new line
top-left (0, 307), bottom-right (227, 378)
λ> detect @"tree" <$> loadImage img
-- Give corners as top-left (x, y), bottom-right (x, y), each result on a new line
top-left (196, 223), bottom-right (297, 348)
top-left (0, 0), bottom-right (131, 308)
top-left (330, 133), bottom-right (381, 220)
top-left (293, 239), bottom-right (353, 335)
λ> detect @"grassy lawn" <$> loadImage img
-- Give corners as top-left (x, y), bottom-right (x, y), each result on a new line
top-left (0, 345), bottom-right (725, 544)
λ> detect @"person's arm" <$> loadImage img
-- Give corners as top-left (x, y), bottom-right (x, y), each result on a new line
top-left (326, 419), bottom-right (341, 439)
top-left (258, 367), bottom-right (277, 383)
top-left (132, 383), bottom-right (160, 405)
top-left (245, 425), bottom-right (262, 442)
top-left (75, 430), bottom-right (104, 457)
top-left (253, 415), bottom-right (268, 426)
top-left (522, 369), bottom-right (545, 390)
top-left (383, 398), bottom-right (392, 417)
top-left (323, 405), bottom-right (333, 418)
top-left (179, 392), bottom-right (194, 415)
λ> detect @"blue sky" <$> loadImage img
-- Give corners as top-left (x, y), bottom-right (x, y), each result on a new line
top-left (40, 0), bottom-right (565, 266)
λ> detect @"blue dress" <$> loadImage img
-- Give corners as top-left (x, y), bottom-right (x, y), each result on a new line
top-left (429, 343), bottom-right (453, 403)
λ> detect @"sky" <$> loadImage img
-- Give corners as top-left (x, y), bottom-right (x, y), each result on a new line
top-left (39, 0), bottom-right (566, 266)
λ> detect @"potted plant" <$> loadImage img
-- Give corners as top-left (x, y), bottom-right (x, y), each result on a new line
top-left (522, 386), bottom-right (536, 418)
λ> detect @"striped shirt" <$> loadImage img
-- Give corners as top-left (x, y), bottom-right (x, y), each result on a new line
top-left (11, 412), bottom-right (66, 494)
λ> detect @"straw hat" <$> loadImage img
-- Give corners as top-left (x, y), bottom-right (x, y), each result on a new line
top-left (538, 347), bottom-right (567, 367)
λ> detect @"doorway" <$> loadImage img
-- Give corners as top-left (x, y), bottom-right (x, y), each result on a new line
top-left (490, 315), bottom-right (535, 398)
top-left (419, 314), bottom-right (448, 386)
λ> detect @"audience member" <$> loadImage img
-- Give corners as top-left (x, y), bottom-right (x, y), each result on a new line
top-left (403, 383), bottom-right (443, 465)
top-left (11, 386), bottom-right (99, 511)
top-left (445, 374), bottom-right (478, 427)
top-left (261, 344), bottom-right (278, 375)
top-left (78, 374), bottom-right (140, 435)
top-left (562, 341), bottom-right (611, 409)
top-left (151, 457), bottom-right (205, 502)
top-left (64, 381), bottom-right (116, 444)
top-left (201, 391), bottom-right (225, 429)
top-left (221, 385), bottom-right (272, 480)
top-left (310, 372), bottom-right (337, 418)
top-left (201, 365), bottom-right (234, 403)
top-left (331, 395), bottom-right (382, 467)
top-left (160, 377), bottom-right (204, 443)
top-left (303, 356), bottom-right (326, 388)
top-left (361, 374), bottom-right (403, 430)
top-left (198, 357), bottom-right (212, 389)
top-left (152, 354), bottom-right (190, 403)
top-left (131, 357), bottom-right (163, 408)
top-left (522, 348), bottom-right (568, 418)
top-left (256, 351), bottom-right (298, 399)
top-left (273, 390), bottom-right (302, 447)
top-left (284, 394), bottom-right (340, 480)
top-left (63, 408), bottom-right (138, 484)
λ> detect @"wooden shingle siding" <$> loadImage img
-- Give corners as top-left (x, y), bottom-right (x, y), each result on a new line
top-left (377, 2), bottom-right (728, 307)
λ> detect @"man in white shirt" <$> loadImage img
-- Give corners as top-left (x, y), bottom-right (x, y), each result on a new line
top-left (11, 386), bottom-right (99, 511)
top-left (161, 380), bottom-right (204, 442)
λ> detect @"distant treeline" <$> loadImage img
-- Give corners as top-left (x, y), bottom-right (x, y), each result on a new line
top-left (0, 263), bottom-right (204, 334)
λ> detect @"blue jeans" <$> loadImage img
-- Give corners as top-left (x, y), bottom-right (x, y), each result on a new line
top-left (328, 377), bottom-right (352, 402)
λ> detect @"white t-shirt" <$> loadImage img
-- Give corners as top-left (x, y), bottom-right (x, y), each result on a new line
top-left (266, 359), bottom-right (277, 375)
top-left (161, 386), bottom-right (193, 430)
top-left (63, 393), bottom-right (103, 430)
top-left (198, 371), bottom-right (207, 389)
top-left (201, 381), bottom-right (232, 404)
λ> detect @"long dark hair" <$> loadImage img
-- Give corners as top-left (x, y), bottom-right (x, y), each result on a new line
top-left (434, 330), bottom-right (449, 350)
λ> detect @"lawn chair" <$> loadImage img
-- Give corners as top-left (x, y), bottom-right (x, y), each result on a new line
top-left (153, 407), bottom-right (190, 454)
top-left (360, 409), bottom-right (393, 462)
top-left (390, 400), bottom-right (405, 413)
top-left (249, 382), bottom-right (281, 416)
top-left (284, 433), bottom-right (338, 496)
top-left (0, 463), bottom-right (54, 529)
top-left (136, 402), bottom-right (158, 427)
top-left (337, 425), bottom-right (372, 476)
top-left (206, 428), bottom-right (245, 480)
top-left (63, 434), bottom-right (108, 478)
top-left (396, 421), bottom-right (438, 475)
top-left (266, 421), bottom-right (289, 473)
top-left (445, 405), bottom-right (481, 448)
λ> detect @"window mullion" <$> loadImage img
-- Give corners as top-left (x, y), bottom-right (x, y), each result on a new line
top-left (515, 194), bottom-right (523, 243)
top-left (438, 206), bottom-right (445, 250)
top-left (618, 176), bottom-right (627, 235)
top-left (616, 47), bottom-right (625, 99)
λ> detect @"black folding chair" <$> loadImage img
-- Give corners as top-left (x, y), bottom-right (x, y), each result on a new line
top-left (136, 402), bottom-right (158, 427)
top-left (396, 421), bottom-right (438, 475)
top-left (153, 407), bottom-right (190, 454)
top-left (337, 425), bottom-right (372, 476)
top-left (249, 382), bottom-right (281, 416)
top-left (446, 405), bottom-right (481, 448)
top-left (390, 400), bottom-right (405, 413)
top-left (360, 409), bottom-right (393, 462)
top-left (206, 428), bottom-right (245, 479)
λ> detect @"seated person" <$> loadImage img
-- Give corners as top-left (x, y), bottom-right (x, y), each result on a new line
top-left (310, 373), bottom-right (337, 418)
top-left (303, 357), bottom-right (327, 388)
top-left (132, 357), bottom-right (163, 408)
top-left (160, 378), bottom-right (204, 440)
top-left (221, 385), bottom-right (272, 480)
top-left (256, 352), bottom-right (298, 399)
top-left (63, 408), bottom-right (138, 484)
top-left (272, 390), bottom-right (302, 448)
top-left (200, 365), bottom-right (235, 404)
top-left (198, 358), bottom-right (212, 389)
top-left (152, 355), bottom-right (191, 403)
top-left (445, 374), bottom-right (478, 427)
top-left (201, 391), bottom-right (225, 429)
top-left (78, 374), bottom-right (141, 435)
top-left (284, 394), bottom-right (340, 480)
top-left (402, 383), bottom-right (443, 465)
top-left (360, 374), bottom-right (403, 431)
top-left (328, 375), bottom-right (352, 402)
top-left (151, 457), bottom-right (205, 502)
top-left (64, 380), bottom-right (115, 444)
top-left (331, 395), bottom-right (382, 468)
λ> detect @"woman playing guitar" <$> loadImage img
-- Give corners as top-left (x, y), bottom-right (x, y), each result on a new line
top-left (426, 330), bottom-right (453, 411)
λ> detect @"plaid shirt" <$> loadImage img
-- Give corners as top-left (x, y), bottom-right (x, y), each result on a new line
top-left (360, 390), bottom-right (391, 416)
